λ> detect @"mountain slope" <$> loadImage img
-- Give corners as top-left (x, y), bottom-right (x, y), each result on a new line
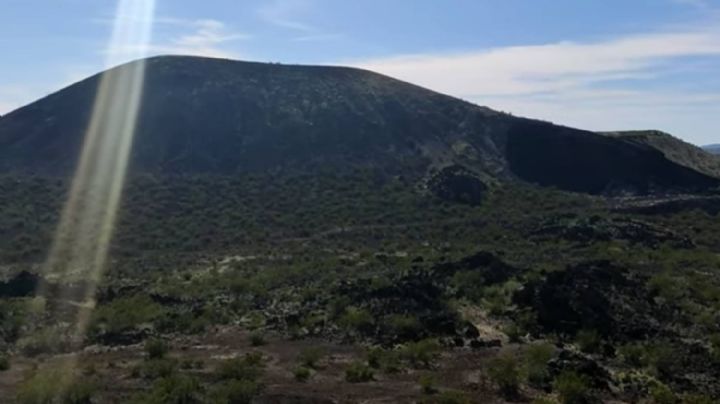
top-left (602, 130), bottom-right (720, 179)
top-left (704, 144), bottom-right (720, 155)
top-left (0, 55), bottom-right (718, 195)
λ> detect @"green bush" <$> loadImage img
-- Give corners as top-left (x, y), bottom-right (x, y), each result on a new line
top-left (339, 307), bottom-right (374, 333)
top-left (298, 347), bottom-right (324, 369)
top-left (249, 333), bottom-right (266, 347)
top-left (532, 396), bottom-right (559, 404)
top-left (419, 374), bottom-right (438, 394)
top-left (503, 323), bottom-right (523, 343)
top-left (648, 272), bottom-right (683, 301)
top-left (524, 343), bottom-right (555, 386)
top-left (575, 329), bottom-right (601, 354)
top-left (133, 374), bottom-right (201, 404)
top-left (0, 354), bottom-right (9, 371)
top-left (293, 366), bottom-right (311, 382)
top-left (16, 327), bottom-right (71, 357)
top-left (649, 382), bottom-right (676, 404)
top-left (366, 347), bottom-right (402, 373)
top-left (16, 369), bottom-right (96, 404)
top-left (400, 339), bottom-right (441, 368)
top-left (680, 393), bottom-right (714, 404)
top-left (90, 295), bottom-right (165, 336)
top-left (146, 338), bottom-right (169, 360)
top-left (617, 343), bottom-right (646, 367)
top-left (709, 333), bottom-right (720, 363)
top-left (210, 380), bottom-right (262, 404)
top-left (553, 371), bottom-right (590, 404)
top-left (217, 353), bottom-right (265, 382)
top-left (388, 314), bottom-right (421, 338)
top-left (345, 361), bottom-right (374, 383)
top-left (488, 352), bottom-right (521, 398)
top-left (136, 359), bottom-right (178, 380)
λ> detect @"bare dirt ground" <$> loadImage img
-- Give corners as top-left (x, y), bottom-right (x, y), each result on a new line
top-left (0, 326), bottom-right (523, 403)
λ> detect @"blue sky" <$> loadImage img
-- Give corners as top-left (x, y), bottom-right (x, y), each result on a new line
top-left (1, 0), bottom-right (719, 145)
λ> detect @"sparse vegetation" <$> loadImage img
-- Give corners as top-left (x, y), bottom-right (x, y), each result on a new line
top-left (553, 371), bottom-right (590, 404)
top-left (146, 338), bottom-right (169, 360)
top-left (297, 347), bottom-right (324, 369)
top-left (345, 361), bottom-right (374, 383)
top-left (293, 366), bottom-right (312, 382)
top-left (488, 352), bottom-right (521, 398)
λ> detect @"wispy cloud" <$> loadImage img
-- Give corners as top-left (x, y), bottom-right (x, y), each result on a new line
top-left (292, 33), bottom-right (343, 42)
top-left (105, 17), bottom-right (249, 61)
top-left (352, 28), bottom-right (720, 97)
top-left (257, 0), bottom-right (340, 42)
top-left (348, 25), bottom-right (720, 144)
top-left (257, 0), bottom-right (315, 32)
top-left (671, 0), bottom-right (712, 10)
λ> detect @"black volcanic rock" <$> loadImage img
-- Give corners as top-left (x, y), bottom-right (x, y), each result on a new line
top-left (0, 55), bottom-right (718, 195)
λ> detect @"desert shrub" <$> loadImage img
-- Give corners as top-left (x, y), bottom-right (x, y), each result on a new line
top-left (16, 369), bottom-right (96, 404)
top-left (503, 323), bottom-right (523, 343)
top-left (136, 359), bottom-right (178, 380)
top-left (249, 333), bottom-right (266, 347)
top-left (297, 347), bottom-right (324, 369)
top-left (680, 393), bottom-right (714, 404)
top-left (210, 380), bottom-right (262, 404)
top-left (553, 371), bottom-right (590, 404)
top-left (648, 272), bottom-right (683, 301)
top-left (146, 338), bottom-right (169, 360)
top-left (339, 307), bottom-right (374, 333)
top-left (450, 270), bottom-right (486, 302)
top-left (488, 352), bottom-right (521, 398)
top-left (0, 299), bottom-right (27, 343)
top-left (388, 314), bottom-right (421, 338)
top-left (419, 373), bottom-right (438, 394)
top-left (524, 343), bottom-right (555, 386)
top-left (617, 343), bottom-right (646, 367)
top-left (430, 390), bottom-right (471, 404)
top-left (63, 380), bottom-right (97, 404)
top-left (532, 396), bottom-right (559, 404)
top-left (293, 366), bottom-right (311, 382)
top-left (575, 329), bottom-right (601, 354)
top-left (217, 353), bottom-right (264, 382)
top-left (482, 280), bottom-right (521, 316)
top-left (90, 295), bottom-right (165, 336)
top-left (16, 327), bottom-right (72, 357)
top-left (709, 333), bottom-right (720, 363)
top-left (0, 354), bottom-right (9, 371)
top-left (345, 361), bottom-right (374, 383)
top-left (645, 342), bottom-right (678, 377)
top-left (400, 339), bottom-right (441, 368)
top-left (133, 374), bottom-right (202, 404)
top-left (649, 382), bottom-right (676, 404)
top-left (366, 347), bottom-right (402, 373)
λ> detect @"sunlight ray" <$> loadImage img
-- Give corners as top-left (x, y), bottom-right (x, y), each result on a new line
top-left (32, 0), bottom-right (156, 382)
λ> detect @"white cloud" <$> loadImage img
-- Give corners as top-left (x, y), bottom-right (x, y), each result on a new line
top-left (347, 26), bottom-right (720, 145)
top-left (106, 18), bottom-right (249, 61)
top-left (257, 0), bottom-right (315, 31)
top-left (352, 29), bottom-right (720, 97)
top-left (671, 0), bottom-right (712, 10)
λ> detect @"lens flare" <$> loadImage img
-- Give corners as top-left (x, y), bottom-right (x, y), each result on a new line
top-left (32, 0), bottom-right (155, 383)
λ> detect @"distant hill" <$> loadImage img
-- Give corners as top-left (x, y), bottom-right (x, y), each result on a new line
top-left (0, 55), bottom-right (718, 195)
top-left (601, 130), bottom-right (720, 179)
top-left (704, 144), bottom-right (720, 155)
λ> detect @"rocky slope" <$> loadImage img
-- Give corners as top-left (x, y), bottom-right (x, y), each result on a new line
top-left (0, 55), bottom-right (718, 195)
top-left (603, 130), bottom-right (720, 179)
